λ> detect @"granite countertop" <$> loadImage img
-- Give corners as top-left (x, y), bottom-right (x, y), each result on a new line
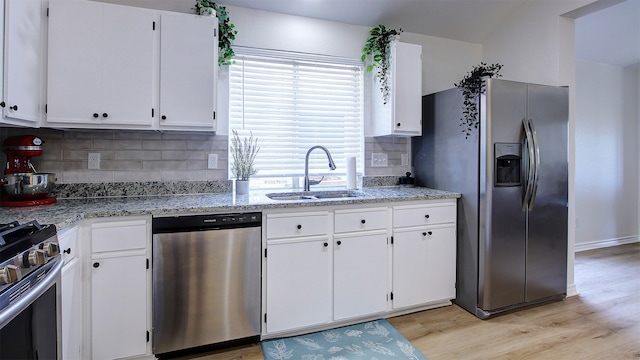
top-left (0, 186), bottom-right (460, 231)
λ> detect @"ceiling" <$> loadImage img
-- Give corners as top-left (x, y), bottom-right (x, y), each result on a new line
top-left (217, 0), bottom-right (640, 67)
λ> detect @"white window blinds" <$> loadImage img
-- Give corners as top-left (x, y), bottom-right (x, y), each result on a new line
top-left (228, 48), bottom-right (364, 185)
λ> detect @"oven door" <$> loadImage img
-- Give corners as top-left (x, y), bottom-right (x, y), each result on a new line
top-left (0, 258), bottom-right (63, 359)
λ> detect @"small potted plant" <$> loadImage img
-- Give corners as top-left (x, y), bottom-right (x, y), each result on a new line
top-left (454, 62), bottom-right (503, 138)
top-left (230, 130), bottom-right (259, 194)
top-left (193, 0), bottom-right (238, 66)
top-left (361, 24), bottom-right (403, 105)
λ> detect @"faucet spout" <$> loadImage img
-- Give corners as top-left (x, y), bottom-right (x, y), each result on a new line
top-left (304, 146), bottom-right (337, 191)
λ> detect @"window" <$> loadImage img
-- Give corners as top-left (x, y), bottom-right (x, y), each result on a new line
top-left (228, 47), bottom-right (364, 190)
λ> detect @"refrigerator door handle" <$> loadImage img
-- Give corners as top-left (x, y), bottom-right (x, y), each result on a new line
top-left (521, 118), bottom-right (535, 211)
top-left (527, 118), bottom-right (540, 211)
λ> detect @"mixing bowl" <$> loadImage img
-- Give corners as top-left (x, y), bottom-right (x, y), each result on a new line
top-left (1, 173), bottom-right (56, 200)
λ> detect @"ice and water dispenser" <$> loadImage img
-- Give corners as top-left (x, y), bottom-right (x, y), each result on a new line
top-left (494, 143), bottom-right (521, 187)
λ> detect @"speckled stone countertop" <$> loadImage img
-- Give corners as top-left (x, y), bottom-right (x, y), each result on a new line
top-left (0, 186), bottom-right (460, 231)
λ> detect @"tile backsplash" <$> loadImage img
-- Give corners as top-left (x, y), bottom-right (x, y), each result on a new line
top-left (1, 127), bottom-right (410, 183)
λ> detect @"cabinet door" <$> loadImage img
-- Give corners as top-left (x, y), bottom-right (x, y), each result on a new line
top-left (392, 42), bottom-right (422, 135)
top-left (100, 4), bottom-right (154, 127)
top-left (61, 257), bottom-right (83, 360)
top-left (392, 229), bottom-right (429, 309)
top-left (47, 0), bottom-right (102, 125)
top-left (47, 0), bottom-right (154, 128)
top-left (423, 226), bottom-right (456, 302)
top-left (334, 233), bottom-right (388, 320)
top-left (91, 254), bottom-right (148, 360)
top-left (2, 0), bottom-right (44, 125)
top-left (159, 12), bottom-right (216, 130)
top-left (265, 239), bottom-right (331, 333)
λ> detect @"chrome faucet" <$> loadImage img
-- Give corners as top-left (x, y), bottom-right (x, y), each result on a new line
top-left (304, 146), bottom-right (337, 191)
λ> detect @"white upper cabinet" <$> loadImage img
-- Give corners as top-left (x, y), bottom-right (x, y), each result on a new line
top-left (1, 0), bottom-right (45, 126)
top-left (46, 0), bottom-right (155, 129)
top-left (159, 11), bottom-right (217, 131)
top-left (372, 41), bottom-right (422, 137)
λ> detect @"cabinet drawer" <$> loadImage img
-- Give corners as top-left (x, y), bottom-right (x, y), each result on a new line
top-left (92, 220), bottom-right (148, 253)
top-left (267, 212), bottom-right (329, 239)
top-left (393, 204), bottom-right (456, 228)
top-left (59, 227), bottom-right (79, 264)
top-left (334, 208), bottom-right (388, 233)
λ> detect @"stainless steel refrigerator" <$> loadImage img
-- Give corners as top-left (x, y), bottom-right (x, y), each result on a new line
top-left (412, 79), bottom-right (568, 319)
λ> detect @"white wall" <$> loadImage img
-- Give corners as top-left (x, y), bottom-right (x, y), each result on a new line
top-left (575, 61), bottom-right (639, 250)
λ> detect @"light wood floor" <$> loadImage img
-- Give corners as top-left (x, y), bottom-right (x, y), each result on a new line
top-left (176, 243), bottom-right (640, 359)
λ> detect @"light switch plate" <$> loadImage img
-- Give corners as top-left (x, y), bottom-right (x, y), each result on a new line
top-left (371, 153), bottom-right (388, 167)
top-left (207, 154), bottom-right (218, 169)
top-left (88, 153), bottom-right (100, 170)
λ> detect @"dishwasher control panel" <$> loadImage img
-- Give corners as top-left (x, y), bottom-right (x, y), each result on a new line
top-left (152, 212), bottom-right (262, 233)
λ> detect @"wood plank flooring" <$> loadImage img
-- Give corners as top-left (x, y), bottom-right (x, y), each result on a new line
top-left (175, 243), bottom-right (640, 360)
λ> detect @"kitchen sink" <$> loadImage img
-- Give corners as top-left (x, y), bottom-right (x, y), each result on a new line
top-left (266, 190), bottom-right (361, 201)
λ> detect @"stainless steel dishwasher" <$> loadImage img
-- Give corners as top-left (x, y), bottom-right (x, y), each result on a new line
top-left (151, 212), bottom-right (262, 357)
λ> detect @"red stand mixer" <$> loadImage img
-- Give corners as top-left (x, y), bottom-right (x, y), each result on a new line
top-left (1, 135), bottom-right (57, 207)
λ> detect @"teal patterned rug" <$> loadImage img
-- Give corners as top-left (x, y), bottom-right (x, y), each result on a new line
top-left (261, 319), bottom-right (428, 360)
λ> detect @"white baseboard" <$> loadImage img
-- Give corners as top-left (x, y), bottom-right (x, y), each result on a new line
top-left (566, 283), bottom-right (578, 297)
top-left (574, 235), bottom-right (639, 252)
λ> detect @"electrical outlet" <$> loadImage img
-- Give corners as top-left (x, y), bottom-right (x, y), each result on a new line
top-left (207, 154), bottom-right (218, 169)
top-left (88, 153), bottom-right (100, 170)
top-left (371, 153), bottom-right (388, 167)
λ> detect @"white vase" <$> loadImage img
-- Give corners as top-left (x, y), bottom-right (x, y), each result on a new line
top-left (235, 179), bottom-right (250, 194)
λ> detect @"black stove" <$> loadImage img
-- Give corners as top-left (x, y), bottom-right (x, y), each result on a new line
top-left (0, 221), bottom-right (59, 302)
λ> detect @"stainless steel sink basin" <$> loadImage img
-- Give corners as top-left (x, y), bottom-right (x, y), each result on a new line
top-left (266, 190), bottom-right (360, 201)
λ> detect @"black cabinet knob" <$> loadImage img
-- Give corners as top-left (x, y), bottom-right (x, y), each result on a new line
top-left (422, 232), bottom-right (427, 236)
top-left (161, 115), bottom-right (167, 120)
top-left (361, 219), bottom-right (366, 224)
top-left (336, 240), bottom-right (342, 245)
top-left (425, 214), bottom-right (430, 219)
top-left (397, 122), bottom-right (401, 127)
top-left (93, 262), bottom-right (100, 268)
top-left (324, 242), bottom-right (328, 247)
top-left (10, 105), bottom-right (17, 111)
top-left (102, 113), bottom-right (108, 118)
top-left (428, 231), bottom-right (433, 235)
top-left (93, 113), bottom-right (99, 118)
top-left (63, 248), bottom-right (71, 255)
top-left (0, 102), bottom-right (5, 108)
top-left (297, 224), bottom-right (302, 230)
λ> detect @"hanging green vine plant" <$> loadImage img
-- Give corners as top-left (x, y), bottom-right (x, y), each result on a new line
top-left (454, 62), bottom-right (503, 138)
top-left (193, 0), bottom-right (238, 66)
top-left (361, 24), bottom-right (403, 105)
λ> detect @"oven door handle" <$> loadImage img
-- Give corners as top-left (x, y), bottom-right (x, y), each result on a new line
top-left (0, 258), bottom-right (63, 329)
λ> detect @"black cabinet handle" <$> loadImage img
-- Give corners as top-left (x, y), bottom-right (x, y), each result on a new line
top-left (161, 115), bottom-right (167, 120)
top-left (425, 214), bottom-right (430, 219)
top-left (102, 113), bottom-right (108, 118)
top-left (324, 242), bottom-right (328, 247)
top-left (10, 105), bottom-right (17, 111)
top-left (428, 231), bottom-right (433, 236)
top-left (297, 224), bottom-right (302, 230)
top-left (63, 248), bottom-right (71, 255)
top-left (336, 240), bottom-right (342, 245)
top-left (93, 262), bottom-right (100, 268)
top-left (93, 113), bottom-right (99, 118)
top-left (0, 102), bottom-right (5, 108)
top-left (422, 232), bottom-right (427, 236)
top-left (361, 219), bottom-right (366, 224)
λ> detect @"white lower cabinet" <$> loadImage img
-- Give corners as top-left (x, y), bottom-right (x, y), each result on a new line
top-left (264, 200), bottom-right (456, 337)
top-left (89, 218), bottom-right (151, 360)
top-left (392, 201), bottom-right (457, 309)
top-left (60, 226), bottom-right (82, 360)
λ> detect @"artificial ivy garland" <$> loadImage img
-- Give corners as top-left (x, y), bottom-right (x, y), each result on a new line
top-left (454, 62), bottom-right (503, 138)
top-left (362, 24), bottom-right (403, 105)
top-left (193, 0), bottom-right (238, 66)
